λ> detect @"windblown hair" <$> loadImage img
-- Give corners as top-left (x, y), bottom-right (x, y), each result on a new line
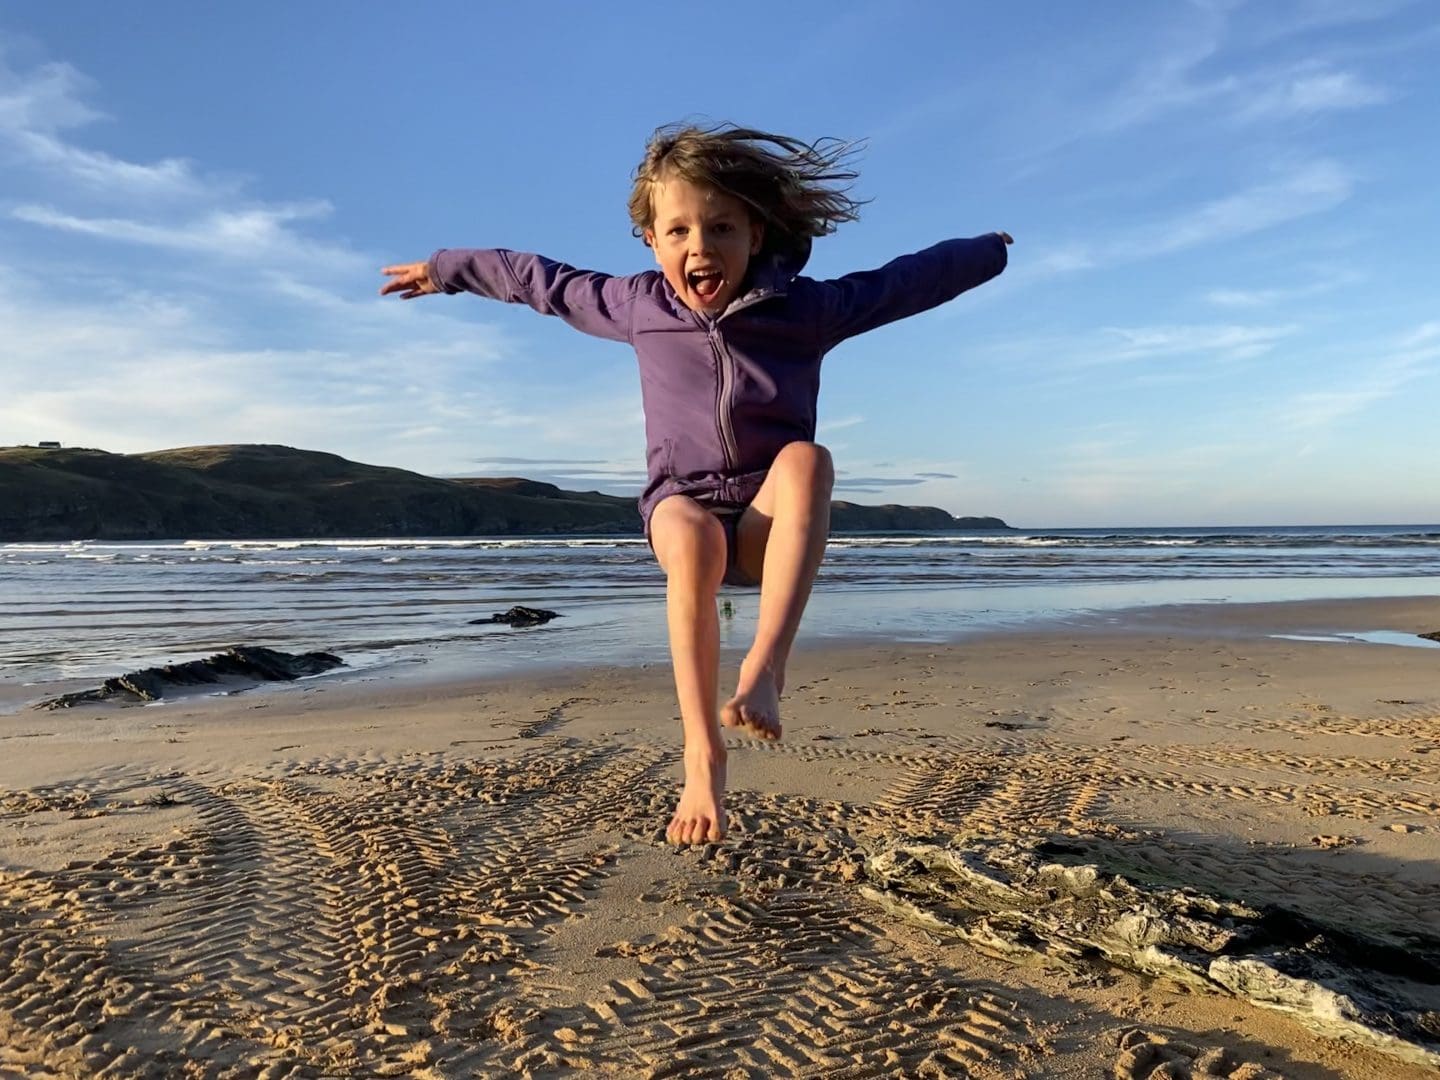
top-left (628, 122), bottom-right (866, 259)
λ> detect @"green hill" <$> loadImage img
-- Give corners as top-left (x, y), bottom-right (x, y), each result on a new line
top-left (0, 444), bottom-right (1009, 541)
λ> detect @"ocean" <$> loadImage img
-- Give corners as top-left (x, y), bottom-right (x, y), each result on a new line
top-left (3, 524), bottom-right (1439, 710)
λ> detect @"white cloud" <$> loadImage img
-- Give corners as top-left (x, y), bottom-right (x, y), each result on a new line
top-left (1016, 163), bottom-right (1353, 284)
top-left (817, 414), bottom-right (866, 434)
top-left (2, 50), bottom-right (353, 281)
top-left (1205, 288), bottom-right (1285, 308)
top-left (1101, 323), bottom-right (1299, 363)
top-left (10, 129), bottom-right (203, 196)
top-left (12, 201), bottom-right (360, 270)
top-left (0, 258), bottom-right (634, 478)
top-left (1005, 2), bottom-right (1396, 171)
top-left (1119, 160), bottom-right (1352, 258)
top-left (0, 57), bottom-right (97, 132)
top-left (1202, 266), bottom-right (1362, 309)
top-left (1398, 322), bottom-right (1440, 349)
top-left (1033, 248), bottom-right (1098, 274)
top-left (1039, 421), bottom-right (1255, 513)
top-left (1279, 330), bottom-right (1440, 430)
top-left (0, 45), bottom-right (651, 481)
top-left (1237, 69), bottom-right (1389, 120)
top-left (0, 55), bottom-right (207, 197)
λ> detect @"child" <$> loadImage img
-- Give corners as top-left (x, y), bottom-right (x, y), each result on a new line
top-left (381, 123), bottom-right (1011, 846)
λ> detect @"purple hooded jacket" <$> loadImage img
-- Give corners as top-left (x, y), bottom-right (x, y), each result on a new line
top-left (428, 233), bottom-right (1007, 529)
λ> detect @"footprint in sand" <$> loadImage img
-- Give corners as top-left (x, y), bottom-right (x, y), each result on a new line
top-left (1114, 1027), bottom-right (1287, 1078)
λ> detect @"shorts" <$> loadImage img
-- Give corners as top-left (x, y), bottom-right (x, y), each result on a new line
top-left (705, 502), bottom-right (760, 588)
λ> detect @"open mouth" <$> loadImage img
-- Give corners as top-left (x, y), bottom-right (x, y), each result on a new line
top-left (687, 269), bottom-right (724, 303)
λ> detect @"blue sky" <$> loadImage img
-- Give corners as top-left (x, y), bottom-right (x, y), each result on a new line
top-left (2, 2), bottom-right (1436, 527)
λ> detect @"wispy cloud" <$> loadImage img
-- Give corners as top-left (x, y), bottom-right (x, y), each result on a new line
top-left (1120, 160), bottom-right (1353, 258)
top-left (12, 202), bottom-right (361, 269)
top-left (1100, 323), bottom-right (1299, 363)
top-left (1017, 161), bottom-right (1355, 283)
top-left (470, 456), bottom-right (610, 466)
top-left (2, 51), bottom-right (359, 283)
top-left (1279, 324), bottom-right (1440, 430)
top-left (1044, 423), bottom-right (1251, 512)
top-left (0, 55), bottom-right (207, 197)
top-left (0, 56), bottom-right (98, 130)
top-left (0, 46), bottom-right (656, 486)
top-left (817, 414), bottom-right (865, 434)
top-left (1233, 67), bottom-right (1390, 122)
top-left (1398, 322), bottom-right (1440, 349)
top-left (833, 476), bottom-right (926, 490)
top-left (1202, 267), bottom-right (1361, 308)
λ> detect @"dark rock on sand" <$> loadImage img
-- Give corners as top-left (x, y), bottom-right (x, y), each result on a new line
top-left (470, 606), bottom-right (561, 628)
top-left (1420, 630), bottom-right (1440, 642)
top-left (861, 834), bottom-right (1440, 1069)
top-left (37, 645), bottom-right (344, 709)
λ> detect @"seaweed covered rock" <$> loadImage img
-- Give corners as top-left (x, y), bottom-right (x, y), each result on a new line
top-left (469, 606), bottom-right (561, 627)
top-left (37, 645), bottom-right (344, 709)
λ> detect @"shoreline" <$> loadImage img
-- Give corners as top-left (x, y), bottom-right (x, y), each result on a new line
top-left (7, 591), bottom-right (1437, 718)
top-left (3, 595), bottom-right (1438, 1076)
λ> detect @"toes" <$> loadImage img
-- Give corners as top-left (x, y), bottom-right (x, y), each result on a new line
top-left (667, 815), bottom-right (725, 845)
top-left (669, 816), bottom-right (699, 845)
top-left (739, 708), bottom-right (780, 740)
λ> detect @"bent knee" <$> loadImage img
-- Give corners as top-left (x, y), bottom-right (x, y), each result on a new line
top-left (774, 441), bottom-right (835, 488)
top-left (650, 497), bottom-right (727, 582)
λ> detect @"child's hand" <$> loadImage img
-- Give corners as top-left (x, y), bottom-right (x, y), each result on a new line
top-left (996, 231), bottom-right (1013, 244)
top-left (379, 262), bottom-right (439, 299)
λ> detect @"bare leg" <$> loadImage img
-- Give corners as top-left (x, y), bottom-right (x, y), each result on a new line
top-left (649, 495), bottom-right (729, 845)
top-left (722, 442), bottom-right (834, 740)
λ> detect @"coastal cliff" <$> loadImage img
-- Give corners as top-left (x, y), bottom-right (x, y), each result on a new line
top-left (0, 445), bottom-right (1010, 541)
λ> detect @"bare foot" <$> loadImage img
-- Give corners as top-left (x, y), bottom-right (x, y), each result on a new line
top-left (668, 745), bottom-right (727, 845)
top-left (721, 657), bottom-right (783, 740)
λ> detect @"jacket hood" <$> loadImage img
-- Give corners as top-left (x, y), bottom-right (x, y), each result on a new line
top-left (744, 236), bottom-right (811, 298)
top-left (762, 234), bottom-right (812, 279)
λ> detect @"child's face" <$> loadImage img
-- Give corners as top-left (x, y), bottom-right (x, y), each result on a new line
top-left (644, 177), bottom-right (764, 315)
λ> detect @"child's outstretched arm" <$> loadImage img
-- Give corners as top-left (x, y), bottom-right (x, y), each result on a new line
top-left (810, 231), bottom-right (1012, 353)
top-left (380, 250), bottom-right (640, 344)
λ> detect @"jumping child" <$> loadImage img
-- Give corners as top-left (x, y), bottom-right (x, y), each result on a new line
top-left (381, 122), bottom-right (1011, 846)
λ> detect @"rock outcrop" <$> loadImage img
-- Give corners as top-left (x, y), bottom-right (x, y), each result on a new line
top-left (861, 835), bottom-right (1440, 1069)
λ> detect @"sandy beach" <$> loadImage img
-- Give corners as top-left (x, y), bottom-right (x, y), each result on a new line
top-left (2, 596), bottom-right (1438, 1078)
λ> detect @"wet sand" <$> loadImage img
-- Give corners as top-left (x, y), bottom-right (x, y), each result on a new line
top-left (1, 596), bottom-right (1437, 1078)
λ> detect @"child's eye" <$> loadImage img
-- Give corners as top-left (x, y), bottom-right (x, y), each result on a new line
top-left (716, 223), bottom-right (733, 233)
top-left (669, 227), bottom-right (687, 236)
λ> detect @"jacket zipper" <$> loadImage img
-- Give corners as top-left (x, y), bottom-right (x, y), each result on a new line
top-left (707, 286), bottom-right (784, 478)
top-left (707, 322), bottom-right (738, 473)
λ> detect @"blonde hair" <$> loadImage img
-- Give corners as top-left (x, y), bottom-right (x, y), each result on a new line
top-left (628, 122), bottom-right (865, 259)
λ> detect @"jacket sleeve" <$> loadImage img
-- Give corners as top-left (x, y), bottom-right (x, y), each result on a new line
top-left (427, 248), bottom-right (638, 343)
top-left (810, 234), bottom-right (1008, 353)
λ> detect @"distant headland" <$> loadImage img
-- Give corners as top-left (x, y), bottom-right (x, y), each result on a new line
top-left (0, 444), bottom-right (1010, 541)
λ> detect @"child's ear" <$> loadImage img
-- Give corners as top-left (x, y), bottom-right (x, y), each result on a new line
top-left (749, 220), bottom-right (765, 256)
top-left (643, 229), bottom-right (660, 263)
